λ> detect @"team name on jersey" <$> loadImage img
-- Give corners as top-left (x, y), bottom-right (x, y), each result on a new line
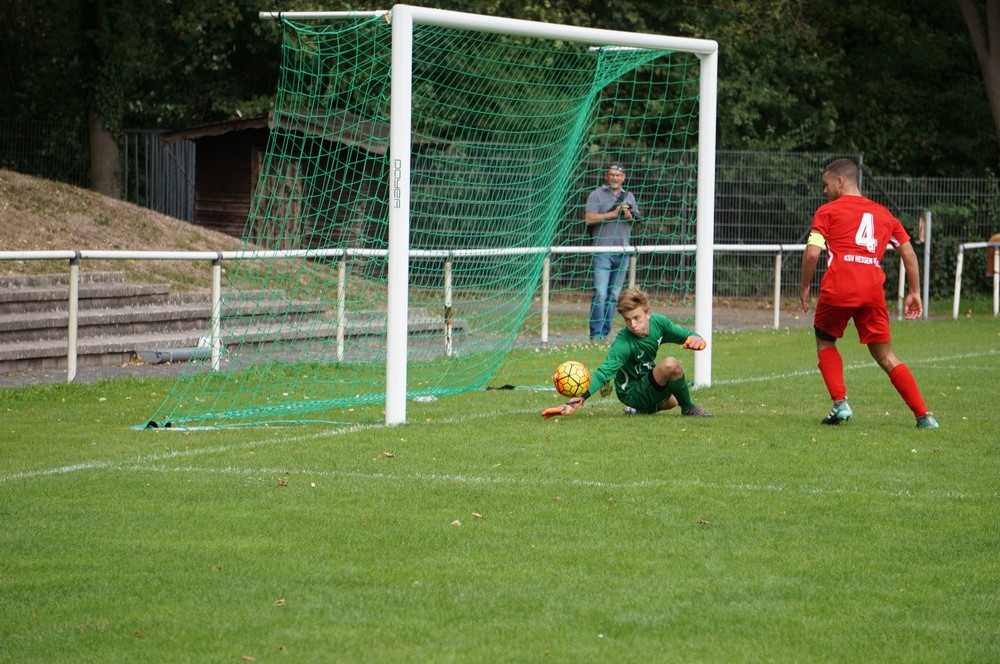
top-left (843, 254), bottom-right (880, 266)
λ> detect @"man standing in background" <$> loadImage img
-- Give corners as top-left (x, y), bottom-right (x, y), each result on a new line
top-left (585, 162), bottom-right (640, 341)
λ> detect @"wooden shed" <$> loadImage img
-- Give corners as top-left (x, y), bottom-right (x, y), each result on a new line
top-left (161, 115), bottom-right (270, 238)
top-left (160, 110), bottom-right (420, 247)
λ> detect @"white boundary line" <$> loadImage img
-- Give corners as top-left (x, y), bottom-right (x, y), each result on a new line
top-left (0, 423), bottom-right (378, 485)
top-left (4, 454), bottom-right (991, 501)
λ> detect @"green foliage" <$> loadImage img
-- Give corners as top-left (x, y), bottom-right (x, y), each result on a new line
top-left (434, 0), bottom-right (635, 32)
top-left (930, 234), bottom-right (988, 299)
top-left (2, 319), bottom-right (999, 661)
top-left (650, 0), bottom-right (997, 175)
top-left (0, 0), bottom-right (295, 130)
top-left (676, 0), bottom-right (840, 152)
top-left (0, 0), bottom-right (89, 122)
top-left (125, 0), bottom-right (290, 127)
top-left (2, 0), bottom-right (999, 176)
top-left (814, 1), bottom-right (996, 176)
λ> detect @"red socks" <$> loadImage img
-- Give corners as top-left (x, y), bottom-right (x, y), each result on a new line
top-left (817, 347), bottom-right (846, 402)
top-left (889, 364), bottom-right (928, 417)
top-left (819, 347), bottom-right (928, 417)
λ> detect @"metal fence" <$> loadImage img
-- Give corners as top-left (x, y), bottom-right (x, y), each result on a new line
top-left (121, 129), bottom-right (196, 222)
top-left (716, 151), bottom-right (999, 241)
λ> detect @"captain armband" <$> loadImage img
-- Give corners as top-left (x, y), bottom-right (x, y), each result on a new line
top-left (807, 231), bottom-right (826, 248)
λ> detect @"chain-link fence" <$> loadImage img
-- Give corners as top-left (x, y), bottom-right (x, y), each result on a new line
top-left (713, 151), bottom-right (1000, 300)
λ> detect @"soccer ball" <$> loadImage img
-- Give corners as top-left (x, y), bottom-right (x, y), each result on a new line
top-left (552, 360), bottom-right (591, 398)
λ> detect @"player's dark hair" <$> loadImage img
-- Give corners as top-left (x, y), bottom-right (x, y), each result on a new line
top-left (617, 287), bottom-right (650, 315)
top-left (824, 158), bottom-right (859, 185)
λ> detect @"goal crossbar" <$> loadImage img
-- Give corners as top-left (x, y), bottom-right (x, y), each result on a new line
top-left (261, 6), bottom-right (718, 55)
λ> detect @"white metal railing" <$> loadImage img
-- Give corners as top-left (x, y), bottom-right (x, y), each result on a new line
top-left (952, 242), bottom-right (1000, 319)
top-left (2, 242), bottom-right (939, 383)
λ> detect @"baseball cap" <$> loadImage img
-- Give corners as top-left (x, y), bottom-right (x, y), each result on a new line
top-left (605, 162), bottom-right (626, 173)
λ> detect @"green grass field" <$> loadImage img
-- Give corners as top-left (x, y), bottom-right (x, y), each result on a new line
top-left (2, 315), bottom-right (998, 663)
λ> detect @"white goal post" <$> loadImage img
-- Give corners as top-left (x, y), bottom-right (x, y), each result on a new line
top-left (261, 5), bottom-right (719, 426)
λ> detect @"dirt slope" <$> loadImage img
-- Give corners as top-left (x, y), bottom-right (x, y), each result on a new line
top-left (0, 169), bottom-right (245, 291)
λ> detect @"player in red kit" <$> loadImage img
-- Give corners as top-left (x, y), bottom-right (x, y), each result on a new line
top-left (800, 159), bottom-right (938, 429)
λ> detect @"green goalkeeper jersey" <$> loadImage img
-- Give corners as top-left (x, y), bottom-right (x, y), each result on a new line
top-left (589, 313), bottom-right (695, 401)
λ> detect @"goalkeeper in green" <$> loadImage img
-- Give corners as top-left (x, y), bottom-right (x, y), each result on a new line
top-left (542, 288), bottom-right (711, 418)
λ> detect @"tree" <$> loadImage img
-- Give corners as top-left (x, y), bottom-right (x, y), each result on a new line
top-left (660, 1), bottom-right (839, 152)
top-left (0, 0), bottom-right (289, 194)
top-left (87, 0), bottom-right (123, 197)
top-left (816, 1), bottom-right (996, 176)
top-left (666, 0), bottom-right (997, 175)
top-left (3, 0), bottom-right (999, 183)
top-left (957, 0), bottom-right (1000, 154)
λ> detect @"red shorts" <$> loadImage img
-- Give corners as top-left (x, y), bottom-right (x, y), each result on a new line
top-left (814, 301), bottom-right (891, 344)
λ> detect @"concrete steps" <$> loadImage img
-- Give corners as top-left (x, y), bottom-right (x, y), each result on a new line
top-left (0, 271), bottom-right (465, 376)
top-left (0, 272), bottom-right (329, 373)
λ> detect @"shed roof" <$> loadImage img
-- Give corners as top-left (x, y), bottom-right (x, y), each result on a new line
top-left (160, 114), bottom-right (270, 144)
top-left (161, 109), bottom-right (438, 155)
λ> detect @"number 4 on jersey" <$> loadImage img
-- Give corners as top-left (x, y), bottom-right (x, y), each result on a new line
top-left (855, 212), bottom-right (878, 253)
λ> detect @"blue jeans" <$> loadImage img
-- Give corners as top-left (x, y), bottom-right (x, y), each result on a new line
top-left (589, 253), bottom-right (629, 339)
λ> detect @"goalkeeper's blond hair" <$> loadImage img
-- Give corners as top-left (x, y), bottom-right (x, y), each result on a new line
top-left (617, 287), bottom-right (650, 316)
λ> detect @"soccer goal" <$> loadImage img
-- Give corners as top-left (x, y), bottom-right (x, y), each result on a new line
top-left (143, 5), bottom-right (718, 429)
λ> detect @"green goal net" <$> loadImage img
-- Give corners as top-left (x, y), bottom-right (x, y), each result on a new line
top-left (143, 7), bottom-right (717, 429)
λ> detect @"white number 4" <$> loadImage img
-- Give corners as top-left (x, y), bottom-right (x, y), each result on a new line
top-left (855, 213), bottom-right (878, 253)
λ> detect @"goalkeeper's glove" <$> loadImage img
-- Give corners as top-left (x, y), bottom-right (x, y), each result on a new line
top-left (682, 335), bottom-right (707, 351)
top-left (541, 396), bottom-right (584, 419)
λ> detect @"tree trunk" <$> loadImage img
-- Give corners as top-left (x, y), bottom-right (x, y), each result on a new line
top-left (956, 0), bottom-right (1000, 154)
top-left (88, 110), bottom-right (120, 198)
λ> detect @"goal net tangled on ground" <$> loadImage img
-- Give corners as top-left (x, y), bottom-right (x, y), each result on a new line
top-left (143, 6), bottom-right (717, 429)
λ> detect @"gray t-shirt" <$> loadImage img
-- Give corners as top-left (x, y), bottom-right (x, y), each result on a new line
top-left (585, 187), bottom-right (639, 246)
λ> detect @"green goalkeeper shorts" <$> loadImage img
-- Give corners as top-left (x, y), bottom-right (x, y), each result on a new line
top-left (620, 375), bottom-right (673, 414)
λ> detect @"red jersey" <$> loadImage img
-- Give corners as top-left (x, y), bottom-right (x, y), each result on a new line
top-left (810, 195), bottom-right (910, 307)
